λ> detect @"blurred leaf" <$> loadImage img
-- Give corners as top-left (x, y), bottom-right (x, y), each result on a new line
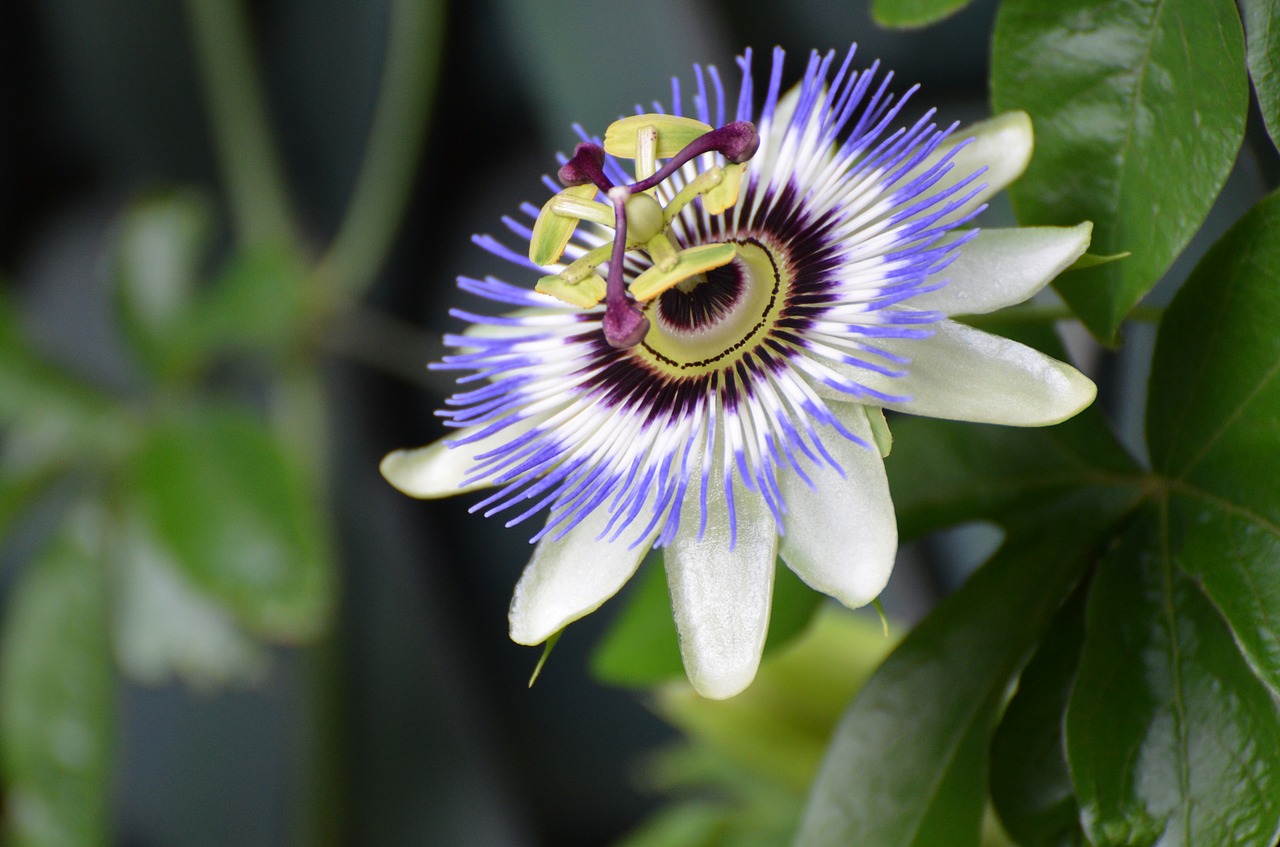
top-left (0, 288), bottom-right (118, 451)
top-left (125, 405), bottom-right (333, 642)
top-left (991, 0), bottom-right (1247, 341)
top-left (0, 507), bottom-right (113, 847)
top-left (1241, 0), bottom-right (1280, 150)
top-left (112, 511), bottom-right (268, 689)
top-left (652, 609), bottom-right (895, 794)
top-left (793, 490), bottom-right (1136, 847)
top-left (614, 802), bottom-right (729, 847)
top-left (193, 243), bottom-right (309, 357)
top-left (871, 0), bottom-right (973, 29)
top-left (1145, 188), bottom-right (1280, 694)
top-left (1065, 505), bottom-right (1280, 847)
top-left (989, 587), bottom-right (1087, 847)
top-left (113, 190), bottom-right (216, 378)
top-left (592, 552), bottom-right (824, 688)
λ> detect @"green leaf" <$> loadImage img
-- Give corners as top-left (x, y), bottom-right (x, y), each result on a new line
top-left (651, 609), bottom-right (895, 794)
top-left (0, 288), bottom-right (117, 452)
top-left (991, 0), bottom-right (1248, 341)
top-left (112, 511), bottom-right (268, 690)
top-left (1241, 0), bottom-right (1280, 150)
top-left (887, 321), bottom-right (1138, 539)
top-left (1146, 188), bottom-right (1280, 694)
top-left (591, 551), bottom-right (825, 688)
top-left (0, 507), bottom-right (113, 847)
top-left (125, 406), bottom-right (333, 642)
top-left (989, 586), bottom-right (1087, 847)
top-left (113, 190), bottom-right (215, 378)
top-left (194, 243), bottom-right (309, 356)
top-left (871, 0), bottom-right (973, 29)
top-left (793, 491), bottom-right (1135, 847)
top-left (1066, 505), bottom-right (1280, 847)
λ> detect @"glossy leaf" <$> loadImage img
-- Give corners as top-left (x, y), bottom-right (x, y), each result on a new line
top-left (1066, 506), bottom-right (1280, 847)
top-left (591, 552), bottom-right (824, 688)
top-left (125, 407), bottom-right (333, 642)
top-left (991, 0), bottom-right (1247, 341)
top-left (1241, 0), bottom-right (1280, 150)
top-left (1146, 189), bottom-right (1280, 693)
top-left (794, 491), bottom-right (1134, 847)
top-left (989, 587), bottom-right (1087, 847)
top-left (0, 508), bottom-right (113, 847)
top-left (871, 0), bottom-right (973, 29)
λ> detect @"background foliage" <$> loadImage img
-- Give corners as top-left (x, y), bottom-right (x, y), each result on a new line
top-left (1, 0), bottom-right (1278, 845)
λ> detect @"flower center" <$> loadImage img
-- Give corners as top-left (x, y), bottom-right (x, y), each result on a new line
top-left (639, 238), bottom-right (788, 373)
top-left (526, 115), bottom-right (761, 349)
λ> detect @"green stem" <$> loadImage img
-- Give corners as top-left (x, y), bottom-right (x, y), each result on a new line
top-left (315, 0), bottom-right (446, 299)
top-left (184, 0), bottom-right (295, 246)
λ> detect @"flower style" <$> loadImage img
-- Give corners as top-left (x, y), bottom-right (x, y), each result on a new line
top-left (382, 46), bottom-right (1096, 699)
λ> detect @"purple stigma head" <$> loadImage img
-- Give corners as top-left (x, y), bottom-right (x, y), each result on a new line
top-left (558, 142), bottom-right (610, 189)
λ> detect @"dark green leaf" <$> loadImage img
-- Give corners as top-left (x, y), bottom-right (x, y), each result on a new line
top-left (1066, 505), bottom-right (1280, 847)
top-left (0, 508), bottom-right (113, 846)
top-left (794, 491), bottom-right (1134, 847)
top-left (871, 0), bottom-right (973, 30)
top-left (989, 586), bottom-right (1087, 847)
top-left (1241, 0), bottom-right (1280, 150)
top-left (1146, 189), bottom-right (1280, 693)
top-left (888, 411), bottom-right (1136, 541)
top-left (591, 552), bottom-right (824, 688)
top-left (126, 406), bottom-right (333, 641)
top-left (888, 321), bottom-right (1138, 539)
top-left (991, 0), bottom-right (1248, 341)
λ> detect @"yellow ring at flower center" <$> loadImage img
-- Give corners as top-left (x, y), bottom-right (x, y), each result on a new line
top-left (636, 237), bottom-right (788, 375)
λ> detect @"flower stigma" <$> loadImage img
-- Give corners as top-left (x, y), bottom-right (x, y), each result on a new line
top-left (533, 116), bottom-right (762, 349)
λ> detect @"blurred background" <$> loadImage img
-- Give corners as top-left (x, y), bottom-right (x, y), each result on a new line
top-left (5, 0), bottom-right (1240, 844)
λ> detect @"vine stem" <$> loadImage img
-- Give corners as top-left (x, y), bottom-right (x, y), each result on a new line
top-left (315, 0), bottom-right (447, 300)
top-left (183, 0), bottom-right (295, 247)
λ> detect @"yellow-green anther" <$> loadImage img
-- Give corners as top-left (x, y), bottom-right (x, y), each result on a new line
top-left (629, 243), bottom-right (737, 301)
top-left (604, 114), bottom-right (713, 159)
top-left (548, 193), bottom-right (615, 228)
top-left (702, 162), bottom-right (746, 215)
top-left (624, 192), bottom-right (665, 243)
top-left (634, 125), bottom-right (658, 181)
top-left (645, 232), bottom-right (680, 272)
top-left (663, 167), bottom-right (724, 224)
top-left (529, 183), bottom-right (600, 265)
top-left (536, 271), bottom-right (607, 308)
top-left (865, 407), bottom-right (893, 458)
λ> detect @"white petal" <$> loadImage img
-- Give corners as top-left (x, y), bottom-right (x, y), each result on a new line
top-left (666, 476), bottom-right (778, 700)
top-left (778, 406), bottom-right (897, 609)
top-left (905, 111), bottom-right (1033, 224)
top-left (379, 416), bottom-right (543, 499)
top-left (823, 320), bottom-right (1096, 426)
top-left (912, 223), bottom-right (1093, 316)
top-left (508, 507), bottom-right (654, 646)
